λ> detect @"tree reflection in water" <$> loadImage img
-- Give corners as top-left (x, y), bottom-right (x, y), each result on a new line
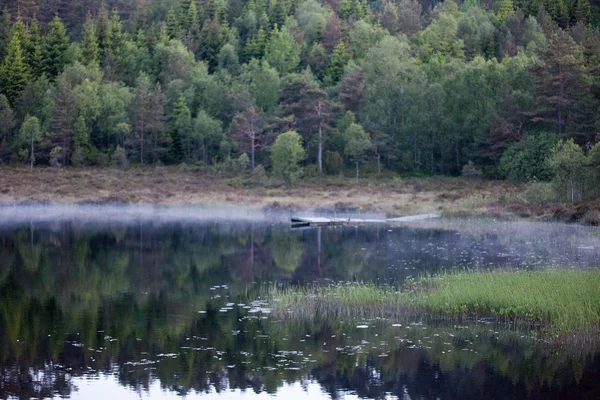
top-left (0, 220), bottom-right (599, 399)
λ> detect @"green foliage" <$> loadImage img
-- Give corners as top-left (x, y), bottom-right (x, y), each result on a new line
top-left (0, 20), bottom-right (28, 104)
top-left (80, 12), bottom-right (99, 66)
top-left (15, 115), bottom-right (41, 168)
top-left (547, 139), bottom-right (589, 202)
top-left (498, 132), bottom-right (557, 181)
top-left (264, 25), bottom-right (300, 75)
top-left (43, 15), bottom-right (69, 79)
top-left (344, 123), bottom-right (371, 159)
top-left (344, 123), bottom-right (371, 182)
top-left (327, 42), bottom-right (349, 83)
top-left (111, 145), bottom-right (128, 170)
top-left (271, 130), bottom-right (305, 185)
top-left (0, 0), bottom-right (597, 188)
top-left (324, 150), bottom-right (343, 175)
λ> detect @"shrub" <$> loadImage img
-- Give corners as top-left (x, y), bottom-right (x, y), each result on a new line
top-left (49, 147), bottom-right (63, 168)
top-left (461, 161), bottom-right (482, 179)
top-left (324, 151), bottom-right (343, 175)
top-left (111, 146), bottom-right (128, 170)
top-left (522, 181), bottom-right (556, 204)
top-left (252, 164), bottom-right (267, 186)
top-left (498, 132), bottom-right (557, 181)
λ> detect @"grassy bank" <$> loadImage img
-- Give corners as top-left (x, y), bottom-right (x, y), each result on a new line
top-left (269, 270), bottom-right (600, 333)
top-left (0, 166), bottom-right (521, 216)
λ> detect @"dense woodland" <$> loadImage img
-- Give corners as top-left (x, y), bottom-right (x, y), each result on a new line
top-left (2, 0), bottom-right (600, 196)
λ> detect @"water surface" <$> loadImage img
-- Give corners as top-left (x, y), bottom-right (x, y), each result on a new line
top-left (1, 206), bottom-right (599, 399)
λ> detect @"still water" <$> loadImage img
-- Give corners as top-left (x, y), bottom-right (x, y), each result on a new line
top-left (0, 206), bottom-right (599, 399)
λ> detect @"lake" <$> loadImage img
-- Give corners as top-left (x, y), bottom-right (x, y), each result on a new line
top-left (0, 205), bottom-right (599, 399)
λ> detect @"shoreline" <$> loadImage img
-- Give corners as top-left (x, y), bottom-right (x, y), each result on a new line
top-left (0, 166), bottom-right (598, 224)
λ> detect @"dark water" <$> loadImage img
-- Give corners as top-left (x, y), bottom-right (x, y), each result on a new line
top-left (1, 207), bottom-right (599, 399)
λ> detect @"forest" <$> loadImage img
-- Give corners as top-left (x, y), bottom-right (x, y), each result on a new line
top-left (2, 0), bottom-right (600, 199)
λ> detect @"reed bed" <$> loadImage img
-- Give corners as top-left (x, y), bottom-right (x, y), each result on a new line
top-left (268, 269), bottom-right (600, 332)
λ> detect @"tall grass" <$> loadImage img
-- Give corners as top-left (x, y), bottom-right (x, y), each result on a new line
top-left (268, 270), bottom-right (600, 332)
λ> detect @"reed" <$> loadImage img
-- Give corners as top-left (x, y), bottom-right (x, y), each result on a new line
top-left (268, 269), bottom-right (600, 332)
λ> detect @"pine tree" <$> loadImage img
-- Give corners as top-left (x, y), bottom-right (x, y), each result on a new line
top-left (81, 11), bottom-right (99, 66)
top-left (24, 17), bottom-right (43, 77)
top-left (43, 15), bottom-right (69, 80)
top-left (1, 19), bottom-right (29, 104)
top-left (327, 42), bottom-right (349, 83)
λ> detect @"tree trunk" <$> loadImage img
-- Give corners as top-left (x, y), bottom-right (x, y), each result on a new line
top-left (558, 66), bottom-right (563, 135)
top-left (376, 151), bottom-right (381, 175)
top-left (318, 121), bottom-right (323, 174)
top-left (355, 160), bottom-right (359, 184)
top-left (251, 136), bottom-right (255, 172)
top-left (30, 136), bottom-right (34, 169)
top-left (140, 114), bottom-right (144, 165)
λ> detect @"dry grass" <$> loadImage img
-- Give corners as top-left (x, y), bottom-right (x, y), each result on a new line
top-left (0, 166), bottom-right (522, 215)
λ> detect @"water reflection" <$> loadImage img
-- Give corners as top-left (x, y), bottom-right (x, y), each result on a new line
top-left (0, 215), bottom-right (599, 399)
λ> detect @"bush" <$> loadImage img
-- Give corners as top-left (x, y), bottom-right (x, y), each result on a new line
top-left (252, 164), bottom-right (267, 186)
top-left (324, 151), bottom-right (343, 175)
top-left (522, 181), bottom-right (556, 204)
top-left (111, 146), bottom-right (128, 170)
top-left (498, 132), bottom-right (557, 181)
top-left (71, 148), bottom-right (88, 167)
top-left (237, 153), bottom-right (250, 169)
top-left (302, 164), bottom-right (320, 178)
top-left (461, 161), bottom-right (482, 179)
top-left (49, 147), bottom-right (63, 168)
top-left (87, 147), bottom-right (109, 166)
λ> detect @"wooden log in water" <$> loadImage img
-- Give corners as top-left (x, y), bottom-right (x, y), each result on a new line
top-left (291, 214), bottom-right (440, 227)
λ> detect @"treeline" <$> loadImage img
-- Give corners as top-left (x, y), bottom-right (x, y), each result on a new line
top-left (2, 0), bottom-right (600, 189)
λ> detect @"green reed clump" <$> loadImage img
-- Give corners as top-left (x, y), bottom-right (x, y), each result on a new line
top-left (269, 269), bottom-right (600, 332)
top-left (419, 269), bottom-right (600, 330)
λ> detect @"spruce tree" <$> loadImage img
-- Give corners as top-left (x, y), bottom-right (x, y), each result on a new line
top-left (24, 17), bottom-right (43, 77)
top-left (96, 3), bottom-right (111, 56)
top-left (573, 0), bottom-right (591, 23)
top-left (327, 42), bottom-right (349, 83)
top-left (166, 8), bottom-right (180, 39)
top-left (0, 7), bottom-right (11, 60)
top-left (497, 0), bottom-right (514, 24)
top-left (1, 19), bottom-right (29, 104)
top-left (108, 10), bottom-right (125, 61)
top-left (339, 0), bottom-right (364, 20)
top-left (43, 15), bottom-right (69, 80)
top-left (81, 11), bottom-right (100, 66)
top-left (170, 96), bottom-right (190, 162)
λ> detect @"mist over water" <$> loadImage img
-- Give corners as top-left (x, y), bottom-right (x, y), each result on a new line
top-left (0, 206), bottom-right (599, 399)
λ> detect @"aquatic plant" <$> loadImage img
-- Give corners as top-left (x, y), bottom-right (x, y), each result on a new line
top-left (268, 269), bottom-right (600, 333)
